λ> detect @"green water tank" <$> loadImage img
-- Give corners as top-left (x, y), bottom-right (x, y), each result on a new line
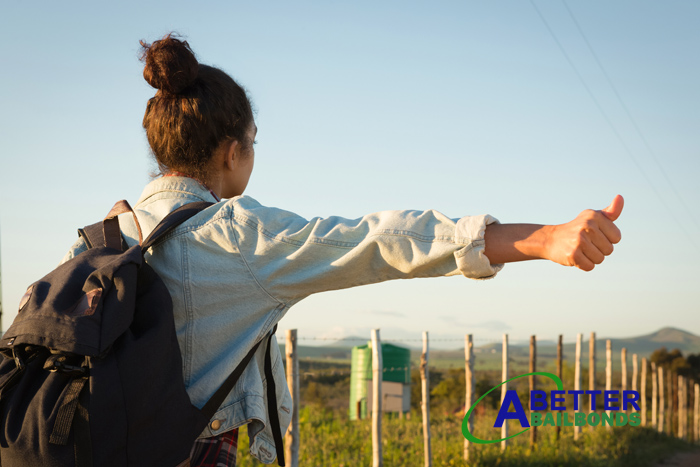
top-left (349, 342), bottom-right (411, 420)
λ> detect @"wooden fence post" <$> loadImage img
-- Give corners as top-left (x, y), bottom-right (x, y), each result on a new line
top-left (683, 376), bottom-right (688, 440)
top-left (284, 329), bottom-right (299, 467)
top-left (421, 332), bottom-right (432, 467)
top-left (556, 335), bottom-right (562, 441)
top-left (371, 329), bottom-right (383, 467)
top-left (651, 362), bottom-right (658, 429)
top-left (691, 380), bottom-right (695, 443)
top-left (606, 340), bottom-right (612, 430)
top-left (680, 376), bottom-right (687, 441)
top-left (679, 373), bottom-right (683, 438)
top-left (589, 332), bottom-right (596, 432)
top-left (529, 335), bottom-right (537, 448)
top-left (574, 333), bottom-right (582, 440)
top-left (658, 366), bottom-right (665, 434)
top-left (632, 354), bottom-right (638, 393)
top-left (676, 372), bottom-right (681, 437)
top-left (684, 375), bottom-right (688, 440)
top-left (501, 334), bottom-right (509, 452)
top-left (464, 334), bottom-right (474, 461)
top-left (621, 348), bottom-right (627, 393)
top-left (693, 383), bottom-right (700, 443)
top-left (641, 358), bottom-right (647, 426)
top-left (669, 371), bottom-right (674, 436)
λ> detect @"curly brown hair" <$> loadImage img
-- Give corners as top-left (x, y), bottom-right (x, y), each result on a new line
top-left (140, 33), bottom-right (254, 182)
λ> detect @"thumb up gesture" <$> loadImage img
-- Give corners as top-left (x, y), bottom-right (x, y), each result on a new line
top-left (484, 195), bottom-right (624, 271)
top-left (542, 195), bottom-right (624, 271)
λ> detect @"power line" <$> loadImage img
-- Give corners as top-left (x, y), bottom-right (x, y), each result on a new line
top-left (529, 0), bottom-right (698, 250)
top-left (562, 0), bottom-right (699, 230)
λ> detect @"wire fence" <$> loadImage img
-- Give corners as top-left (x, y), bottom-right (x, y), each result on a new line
top-left (281, 328), bottom-right (700, 467)
top-left (275, 335), bottom-right (531, 345)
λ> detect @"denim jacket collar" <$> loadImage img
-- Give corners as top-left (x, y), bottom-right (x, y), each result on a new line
top-left (136, 176), bottom-right (220, 207)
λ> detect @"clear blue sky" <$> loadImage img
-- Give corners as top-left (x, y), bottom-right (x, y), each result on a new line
top-left (1, 1), bottom-right (698, 347)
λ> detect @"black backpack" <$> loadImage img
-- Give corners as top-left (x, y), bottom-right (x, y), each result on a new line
top-left (0, 200), bottom-right (285, 467)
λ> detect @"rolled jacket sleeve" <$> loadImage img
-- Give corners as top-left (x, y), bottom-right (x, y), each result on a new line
top-left (455, 214), bottom-right (504, 280)
top-left (228, 197), bottom-right (504, 305)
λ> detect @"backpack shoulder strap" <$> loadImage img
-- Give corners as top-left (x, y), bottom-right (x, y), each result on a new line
top-left (141, 201), bottom-right (214, 251)
top-left (78, 223), bottom-right (101, 250)
top-left (201, 330), bottom-right (271, 420)
top-left (79, 200), bottom-right (143, 251)
top-left (79, 200), bottom-right (214, 252)
top-left (263, 326), bottom-right (285, 466)
top-left (201, 325), bottom-right (285, 466)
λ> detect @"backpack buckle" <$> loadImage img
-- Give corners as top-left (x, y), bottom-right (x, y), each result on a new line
top-left (44, 354), bottom-right (89, 377)
top-left (12, 347), bottom-right (25, 371)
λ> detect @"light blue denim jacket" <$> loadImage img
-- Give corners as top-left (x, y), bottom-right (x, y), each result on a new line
top-left (62, 176), bottom-right (503, 463)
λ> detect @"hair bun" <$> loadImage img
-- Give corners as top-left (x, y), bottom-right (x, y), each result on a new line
top-left (140, 34), bottom-right (198, 94)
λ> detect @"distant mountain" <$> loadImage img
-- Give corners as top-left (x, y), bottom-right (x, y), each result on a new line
top-left (606, 327), bottom-right (700, 356)
top-left (626, 326), bottom-right (698, 345)
top-left (321, 336), bottom-right (369, 348)
top-left (278, 344), bottom-right (354, 361)
top-left (472, 327), bottom-right (700, 367)
top-left (473, 327), bottom-right (699, 353)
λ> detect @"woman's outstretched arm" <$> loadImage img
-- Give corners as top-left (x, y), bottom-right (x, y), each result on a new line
top-left (484, 195), bottom-right (624, 271)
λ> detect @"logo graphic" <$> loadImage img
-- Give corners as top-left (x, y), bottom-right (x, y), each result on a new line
top-left (461, 371), bottom-right (641, 444)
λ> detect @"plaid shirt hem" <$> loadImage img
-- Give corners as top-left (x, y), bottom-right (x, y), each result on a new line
top-left (189, 428), bottom-right (239, 467)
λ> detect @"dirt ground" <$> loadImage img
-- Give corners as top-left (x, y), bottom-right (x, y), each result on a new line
top-left (655, 450), bottom-right (700, 467)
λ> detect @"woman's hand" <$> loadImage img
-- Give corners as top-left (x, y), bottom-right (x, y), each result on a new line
top-left (483, 195), bottom-right (624, 271)
top-left (541, 195), bottom-right (623, 271)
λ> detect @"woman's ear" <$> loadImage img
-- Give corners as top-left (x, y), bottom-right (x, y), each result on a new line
top-left (224, 140), bottom-right (239, 172)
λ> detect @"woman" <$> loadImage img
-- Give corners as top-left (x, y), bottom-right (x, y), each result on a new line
top-left (63, 34), bottom-right (622, 466)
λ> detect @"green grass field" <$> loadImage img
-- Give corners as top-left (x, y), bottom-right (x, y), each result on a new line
top-left (236, 405), bottom-right (697, 466)
top-left (241, 343), bottom-right (700, 466)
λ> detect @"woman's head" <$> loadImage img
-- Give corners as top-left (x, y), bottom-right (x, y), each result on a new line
top-left (140, 34), bottom-right (255, 188)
